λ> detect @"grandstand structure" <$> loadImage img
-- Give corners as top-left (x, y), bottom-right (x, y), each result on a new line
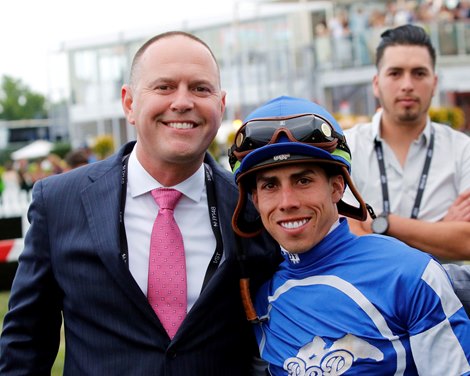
top-left (57, 0), bottom-right (470, 149)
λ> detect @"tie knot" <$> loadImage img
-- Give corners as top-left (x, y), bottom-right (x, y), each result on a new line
top-left (151, 188), bottom-right (182, 210)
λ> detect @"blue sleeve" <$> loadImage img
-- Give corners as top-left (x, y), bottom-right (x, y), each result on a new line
top-left (406, 260), bottom-right (470, 375)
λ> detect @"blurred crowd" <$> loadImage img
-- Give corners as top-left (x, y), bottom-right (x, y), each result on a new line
top-left (317, 0), bottom-right (470, 39)
top-left (0, 147), bottom-right (95, 205)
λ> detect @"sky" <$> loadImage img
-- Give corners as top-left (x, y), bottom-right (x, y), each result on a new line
top-left (0, 0), bottom-right (241, 99)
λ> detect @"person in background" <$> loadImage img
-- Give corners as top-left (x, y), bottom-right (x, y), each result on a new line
top-left (0, 160), bottom-right (21, 210)
top-left (41, 153), bottom-right (65, 175)
top-left (15, 159), bottom-right (33, 193)
top-left (229, 95), bottom-right (470, 375)
top-left (446, 263), bottom-right (470, 317)
top-left (343, 24), bottom-right (470, 261)
top-left (64, 148), bottom-right (89, 170)
top-left (0, 31), bottom-right (278, 375)
top-left (0, 161), bottom-right (21, 196)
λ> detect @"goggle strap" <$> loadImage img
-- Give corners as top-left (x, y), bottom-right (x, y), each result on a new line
top-left (338, 166), bottom-right (368, 221)
top-left (230, 139), bottom-right (339, 164)
top-left (332, 148), bottom-right (352, 164)
top-left (232, 182), bottom-right (263, 238)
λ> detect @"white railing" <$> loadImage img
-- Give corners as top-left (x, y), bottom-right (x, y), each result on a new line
top-left (0, 189), bottom-right (31, 219)
top-left (0, 189), bottom-right (31, 262)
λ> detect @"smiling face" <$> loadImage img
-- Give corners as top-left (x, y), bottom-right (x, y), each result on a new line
top-left (121, 34), bottom-right (226, 184)
top-left (252, 163), bottom-right (344, 253)
top-left (373, 45), bottom-right (437, 128)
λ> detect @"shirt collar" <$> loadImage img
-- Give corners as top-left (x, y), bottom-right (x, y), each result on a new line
top-left (127, 148), bottom-right (205, 203)
top-left (420, 118), bottom-right (433, 146)
top-left (372, 109), bottom-right (433, 146)
top-left (371, 110), bottom-right (383, 140)
top-left (280, 218), bottom-right (341, 266)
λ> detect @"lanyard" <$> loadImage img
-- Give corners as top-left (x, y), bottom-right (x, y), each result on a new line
top-left (119, 155), bottom-right (223, 292)
top-left (374, 128), bottom-right (434, 219)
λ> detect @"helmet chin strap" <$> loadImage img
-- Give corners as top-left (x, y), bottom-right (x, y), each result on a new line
top-left (232, 182), bottom-right (264, 238)
top-left (232, 163), bottom-right (369, 323)
top-left (336, 165), bottom-right (369, 221)
top-left (235, 234), bottom-right (265, 323)
top-left (232, 187), bottom-right (265, 322)
top-left (233, 162), bottom-right (369, 232)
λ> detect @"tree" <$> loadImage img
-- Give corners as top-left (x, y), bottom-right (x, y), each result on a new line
top-left (0, 75), bottom-right (47, 120)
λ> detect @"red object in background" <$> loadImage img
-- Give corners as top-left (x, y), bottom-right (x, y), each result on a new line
top-left (0, 240), bottom-right (15, 262)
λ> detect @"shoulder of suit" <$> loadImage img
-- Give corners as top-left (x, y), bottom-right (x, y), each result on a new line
top-left (204, 154), bottom-right (239, 199)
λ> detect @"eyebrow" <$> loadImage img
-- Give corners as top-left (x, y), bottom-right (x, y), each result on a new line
top-left (257, 167), bottom-right (318, 182)
top-left (384, 64), bottom-right (432, 72)
top-left (147, 77), bottom-right (218, 90)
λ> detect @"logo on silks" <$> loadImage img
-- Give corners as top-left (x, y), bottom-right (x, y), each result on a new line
top-left (281, 249), bottom-right (300, 264)
top-left (283, 334), bottom-right (383, 375)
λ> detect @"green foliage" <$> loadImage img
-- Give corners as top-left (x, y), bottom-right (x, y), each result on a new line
top-left (92, 135), bottom-right (115, 160)
top-left (0, 146), bottom-right (16, 166)
top-left (0, 75), bottom-right (47, 120)
top-left (208, 140), bottom-right (222, 161)
top-left (51, 142), bottom-right (72, 159)
top-left (429, 106), bottom-right (465, 129)
top-left (0, 291), bottom-right (9, 323)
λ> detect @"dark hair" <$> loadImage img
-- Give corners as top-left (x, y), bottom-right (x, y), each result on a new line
top-left (129, 31), bottom-right (220, 87)
top-left (65, 149), bottom-right (88, 169)
top-left (376, 24), bottom-right (436, 69)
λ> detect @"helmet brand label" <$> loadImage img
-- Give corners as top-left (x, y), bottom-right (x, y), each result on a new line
top-left (273, 153), bottom-right (291, 161)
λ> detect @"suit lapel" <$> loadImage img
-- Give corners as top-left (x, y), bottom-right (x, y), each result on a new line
top-left (81, 160), bottom-right (123, 271)
top-left (81, 144), bottom-right (158, 323)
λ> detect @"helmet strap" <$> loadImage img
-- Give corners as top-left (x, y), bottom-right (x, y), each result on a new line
top-left (338, 165), bottom-right (369, 221)
top-left (232, 182), bottom-right (263, 238)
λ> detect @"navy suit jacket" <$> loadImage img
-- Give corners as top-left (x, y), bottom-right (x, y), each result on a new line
top-left (0, 142), bottom-right (280, 375)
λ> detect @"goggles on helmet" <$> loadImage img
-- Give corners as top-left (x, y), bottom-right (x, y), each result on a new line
top-left (228, 113), bottom-right (350, 171)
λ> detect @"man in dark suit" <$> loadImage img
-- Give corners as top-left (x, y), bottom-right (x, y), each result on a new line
top-left (0, 31), bottom-right (279, 375)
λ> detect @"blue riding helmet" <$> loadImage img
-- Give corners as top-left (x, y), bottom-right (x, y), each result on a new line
top-left (232, 96), bottom-right (351, 180)
top-left (229, 96), bottom-right (368, 238)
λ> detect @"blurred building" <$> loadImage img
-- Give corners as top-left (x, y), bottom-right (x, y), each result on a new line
top-left (0, 119), bottom-right (52, 150)
top-left (58, 0), bottom-right (470, 149)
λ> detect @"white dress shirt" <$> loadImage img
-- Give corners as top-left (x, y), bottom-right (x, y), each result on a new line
top-left (124, 149), bottom-right (217, 311)
top-left (344, 110), bottom-right (470, 221)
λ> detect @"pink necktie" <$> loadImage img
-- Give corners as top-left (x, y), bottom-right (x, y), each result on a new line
top-left (148, 188), bottom-right (187, 338)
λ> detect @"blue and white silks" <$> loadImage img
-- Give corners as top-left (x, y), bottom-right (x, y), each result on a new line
top-left (254, 218), bottom-right (470, 375)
